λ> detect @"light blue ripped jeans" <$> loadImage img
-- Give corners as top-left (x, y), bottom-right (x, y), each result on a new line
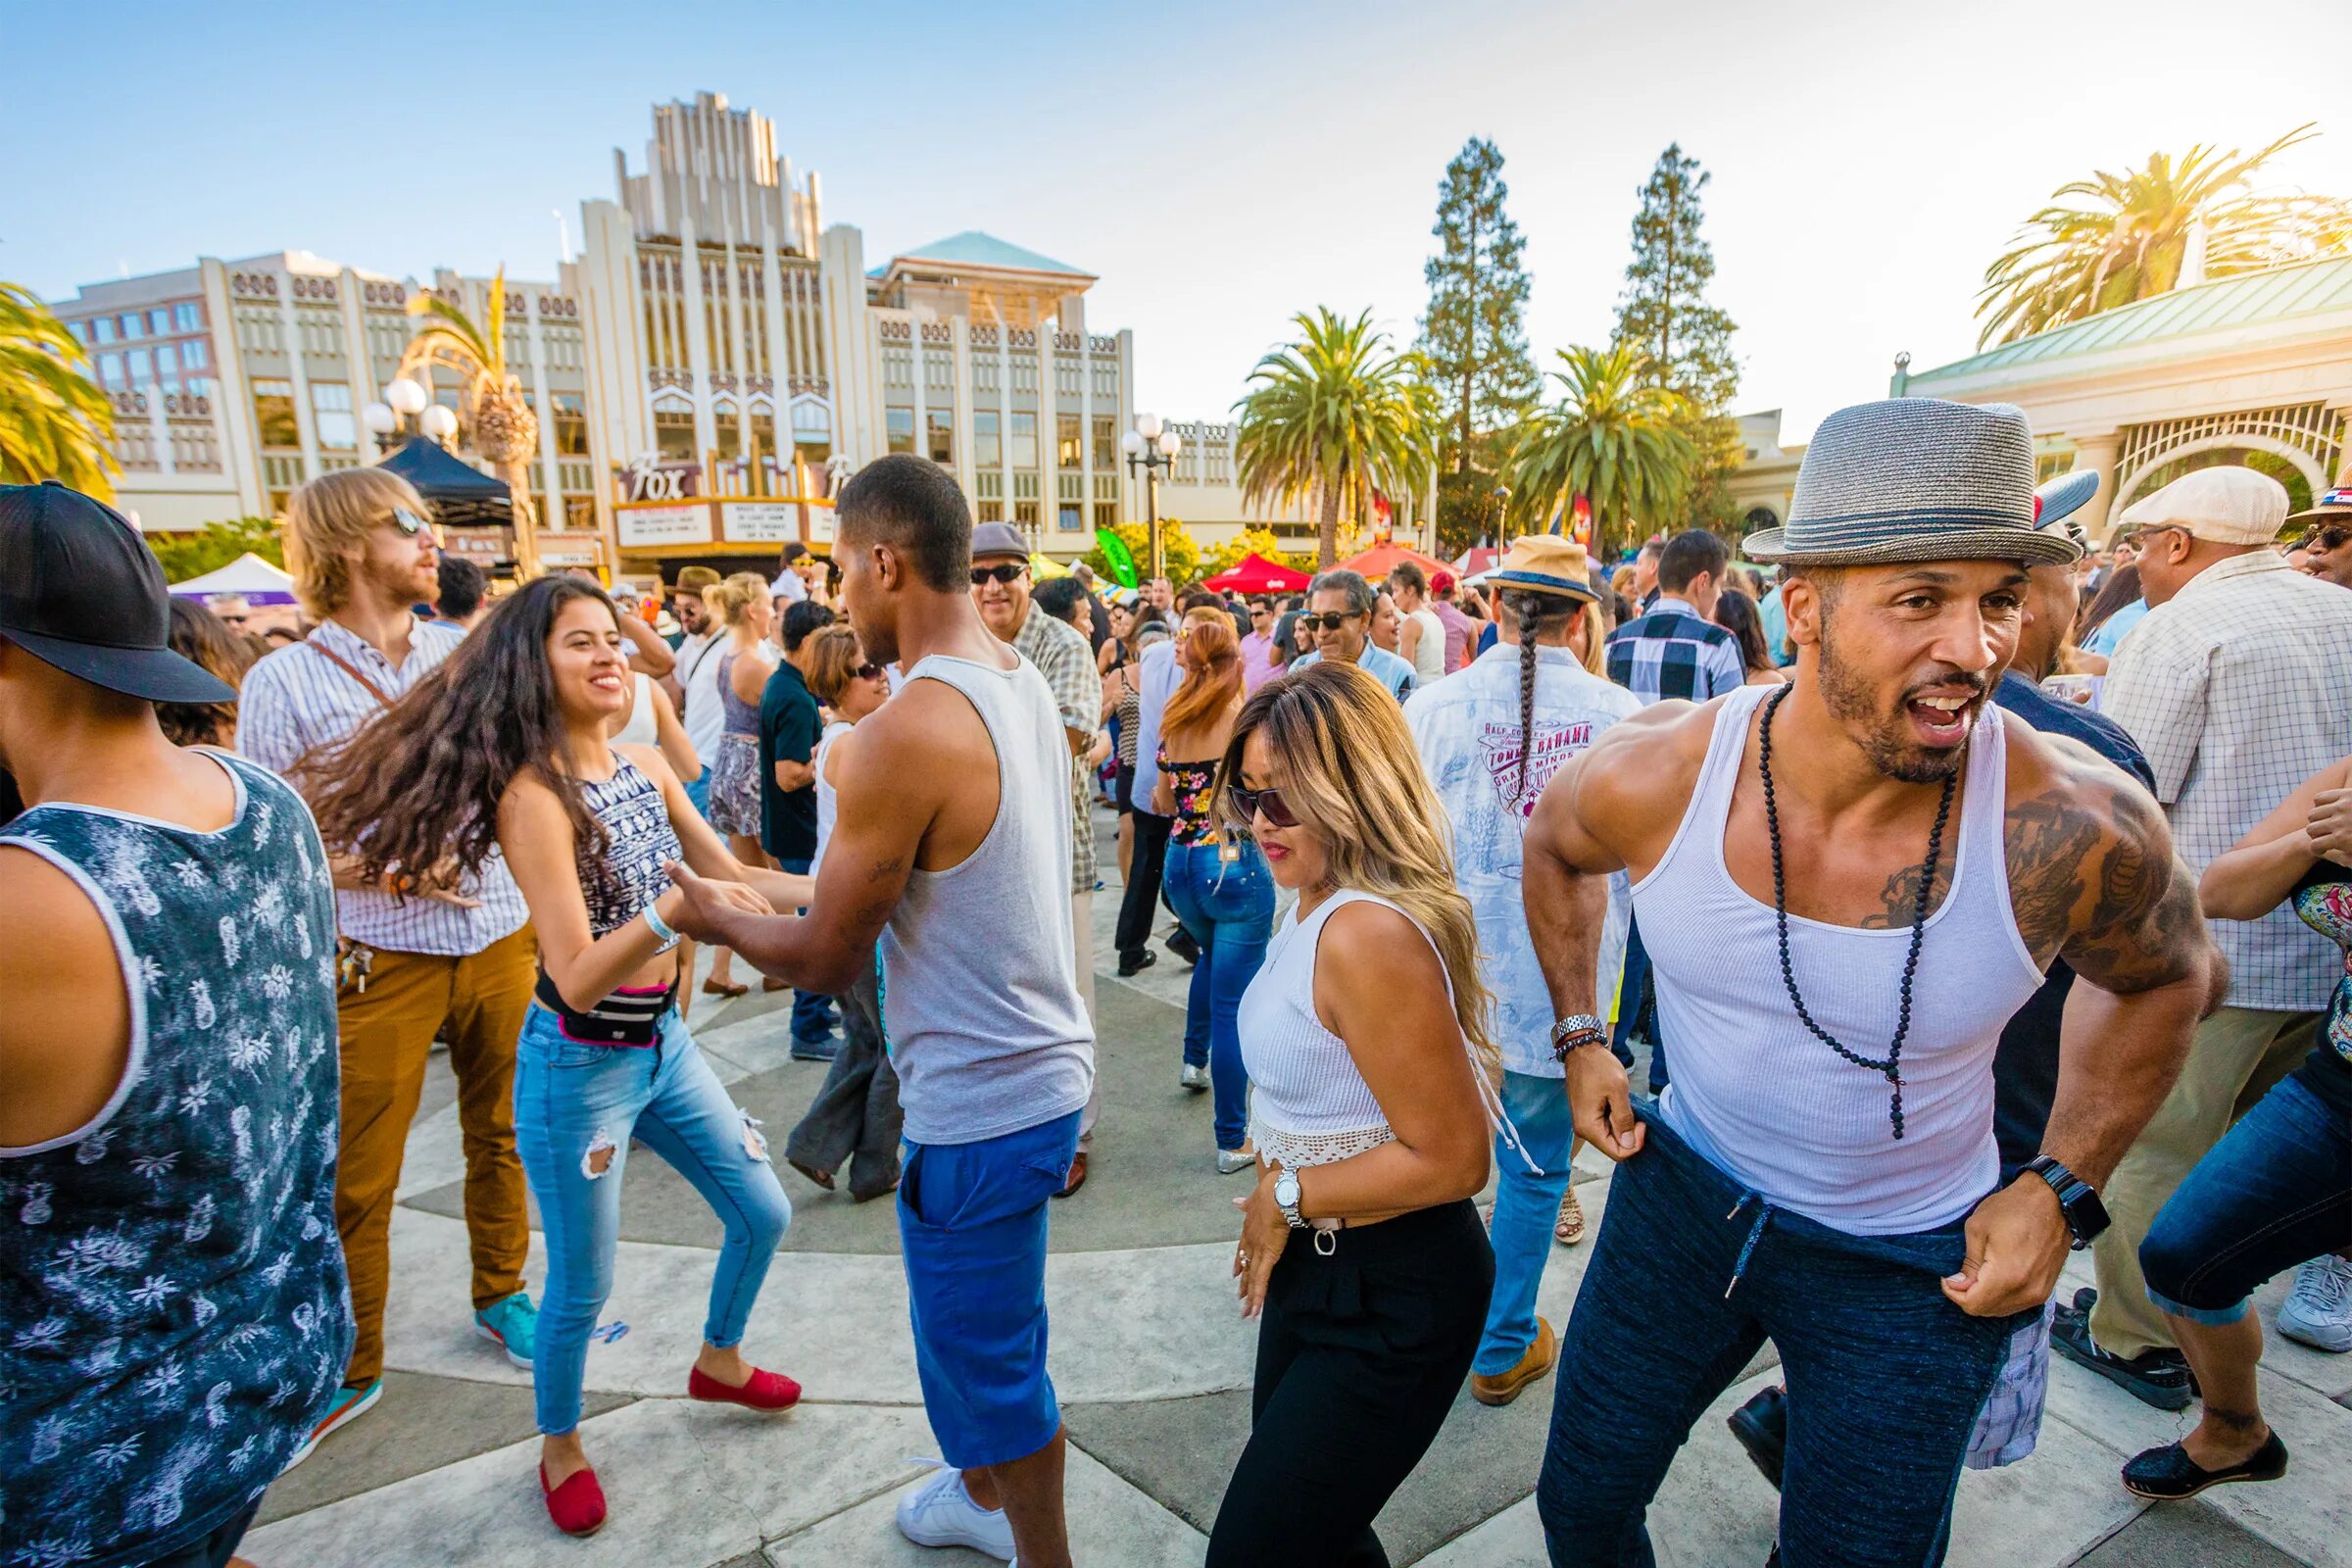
top-left (514, 1003), bottom-right (791, 1435)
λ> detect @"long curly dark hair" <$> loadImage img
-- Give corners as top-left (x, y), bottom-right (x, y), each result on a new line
top-left (303, 574), bottom-right (616, 895)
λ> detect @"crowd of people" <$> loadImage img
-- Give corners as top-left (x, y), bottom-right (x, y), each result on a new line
top-left (2, 390), bottom-right (2348, 1568)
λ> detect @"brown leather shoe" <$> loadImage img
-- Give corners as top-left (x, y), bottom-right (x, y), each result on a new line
top-left (1053, 1150), bottom-right (1089, 1200)
top-left (1470, 1315), bottom-right (1558, 1406)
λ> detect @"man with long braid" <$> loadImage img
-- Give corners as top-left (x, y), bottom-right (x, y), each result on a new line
top-left (1522, 399), bottom-right (2219, 1567)
top-left (1406, 532), bottom-right (1639, 1407)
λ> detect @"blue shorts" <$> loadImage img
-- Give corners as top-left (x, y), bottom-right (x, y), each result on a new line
top-left (684, 770), bottom-right (712, 820)
top-left (897, 1109), bottom-right (1083, 1469)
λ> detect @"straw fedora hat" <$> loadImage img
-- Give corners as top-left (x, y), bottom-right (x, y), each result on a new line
top-left (1491, 533), bottom-right (1599, 602)
top-left (1744, 398), bottom-right (2082, 568)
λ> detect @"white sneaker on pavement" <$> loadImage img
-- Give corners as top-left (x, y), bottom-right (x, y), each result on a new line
top-left (2278, 1254), bottom-right (2352, 1352)
top-left (896, 1463), bottom-right (1016, 1560)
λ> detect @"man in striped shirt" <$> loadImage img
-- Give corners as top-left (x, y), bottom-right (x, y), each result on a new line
top-left (237, 467), bottom-right (539, 1453)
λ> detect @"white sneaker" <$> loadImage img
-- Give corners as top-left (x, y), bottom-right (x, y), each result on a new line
top-left (896, 1463), bottom-right (1016, 1560)
top-left (1179, 1063), bottom-right (1211, 1092)
top-left (2278, 1254), bottom-right (2352, 1352)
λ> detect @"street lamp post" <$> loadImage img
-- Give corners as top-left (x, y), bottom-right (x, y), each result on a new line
top-left (1119, 413), bottom-right (1183, 587)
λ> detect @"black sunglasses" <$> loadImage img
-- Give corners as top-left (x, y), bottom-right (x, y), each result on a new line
top-left (1298, 612), bottom-right (1362, 632)
top-left (2295, 525), bottom-right (2348, 553)
top-left (856, 662), bottom-right (885, 680)
top-left (970, 564), bottom-right (1029, 586)
top-left (1225, 782), bottom-right (1300, 829)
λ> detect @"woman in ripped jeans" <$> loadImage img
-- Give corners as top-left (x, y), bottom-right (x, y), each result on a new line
top-left (306, 575), bottom-right (808, 1538)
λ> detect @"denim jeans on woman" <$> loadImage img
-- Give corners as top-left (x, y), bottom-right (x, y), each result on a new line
top-left (2139, 1058), bottom-right (2352, 1326)
top-left (1476, 1069), bottom-right (1578, 1376)
top-left (1160, 838), bottom-right (1274, 1152)
top-left (514, 1003), bottom-right (792, 1435)
top-left (1538, 1099), bottom-right (2031, 1568)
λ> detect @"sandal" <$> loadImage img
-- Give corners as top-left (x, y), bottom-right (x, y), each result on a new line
top-left (1555, 1188), bottom-right (1587, 1247)
top-left (789, 1158), bottom-right (836, 1192)
top-left (701, 976), bottom-right (749, 999)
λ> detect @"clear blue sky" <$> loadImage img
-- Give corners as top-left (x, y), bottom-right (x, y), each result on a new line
top-left (10, 0), bottom-right (2349, 443)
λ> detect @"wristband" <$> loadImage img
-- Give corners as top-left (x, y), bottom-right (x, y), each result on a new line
top-left (1548, 1012), bottom-right (1609, 1062)
top-left (642, 902), bottom-right (681, 952)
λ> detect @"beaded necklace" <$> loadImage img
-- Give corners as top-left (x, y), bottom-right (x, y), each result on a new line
top-left (1756, 683), bottom-right (1958, 1140)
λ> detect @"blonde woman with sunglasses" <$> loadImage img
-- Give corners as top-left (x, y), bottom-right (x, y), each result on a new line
top-left (1207, 659), bottom-right (1503, 1566)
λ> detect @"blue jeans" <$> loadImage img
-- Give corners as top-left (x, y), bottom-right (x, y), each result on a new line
top-left (684, 770), bottom-right (712, 821)
top-left (2141, 1063), bottom-right (2352, 1324)
top-left (1609, 916), bottom-right (1667, 1091)
top-left (1160, 839), bottom-right (1274, 1152)
top-left (1475, 1070), bottom-right (1577, 1376)
top-left (514, 1004), bottom-right (791, 1435)
top-left (900, 1109), bottom-right (1083, 1469)
top-left (775, 857), bottom-right (837, 1047)
top-left (1538, 1100), bottom-right (2029, 1567)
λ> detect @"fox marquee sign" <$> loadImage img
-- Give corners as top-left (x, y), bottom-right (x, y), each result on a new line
top-left (613, 455), bottom-right (704, 504)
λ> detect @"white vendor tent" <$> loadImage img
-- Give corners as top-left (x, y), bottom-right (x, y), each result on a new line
top-left (168, 553), bottom-right (298, 605)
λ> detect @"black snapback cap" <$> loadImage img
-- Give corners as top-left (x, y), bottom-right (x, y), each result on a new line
top-left (0, 480), bottom-right (238, 703)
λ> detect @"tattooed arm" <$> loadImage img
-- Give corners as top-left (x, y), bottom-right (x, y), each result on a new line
top-left (1945, 727), bottom-right (2215, 1318)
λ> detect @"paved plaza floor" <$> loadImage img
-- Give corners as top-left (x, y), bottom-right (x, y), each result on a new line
top-left (245, 812), bottom-right (2352, 1568)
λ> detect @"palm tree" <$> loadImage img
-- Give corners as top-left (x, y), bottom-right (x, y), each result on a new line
top-left (1502, 344), bottom-right (1695, 558)
top-left (399, 269), bottom-right (542, 573)
top-left (1234, 307), bottom-right (1436, 568)
top-left (0, 283), bottom-right (117, 498)
top-left (1977, 124), bottom-right (2352, 347)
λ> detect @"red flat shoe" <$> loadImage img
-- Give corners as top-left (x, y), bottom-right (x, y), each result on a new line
top-left (688, 1364), bottom-right (803, 1412)
top-left (540, 1461), bottom-right (607, 1537)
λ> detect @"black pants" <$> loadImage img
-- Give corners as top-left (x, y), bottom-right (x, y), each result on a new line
top-left (785, 972), bottom-right (902, 1199)
top-left (1116, 808), bottom-right (1173, 960)
top-left (131, 1497), bottom-right (260, 1568)
top-left (1208, 1200), bottom-right (1494, 1566)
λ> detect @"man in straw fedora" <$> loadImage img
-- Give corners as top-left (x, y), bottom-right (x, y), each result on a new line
top-left (1520, 397), bottom-right (2219, 1566)
top-left (1404, 529), bottom-right (1641, 1410)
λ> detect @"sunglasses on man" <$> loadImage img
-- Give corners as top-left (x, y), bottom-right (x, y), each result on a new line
top-left (1298, 612), bottom-right (1363, 632)
top-left (2295, 524), bottom-right (2349, 554)
top-left (970, 564), bottom-right (1029, 586)
top-left (389, 506), bottom-right (434, 539)
top-left (1224, 782), bottom-right (1301, 829)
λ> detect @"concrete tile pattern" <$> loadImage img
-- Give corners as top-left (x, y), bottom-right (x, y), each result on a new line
top-left (240, 811), bottom-right (2347, 1567)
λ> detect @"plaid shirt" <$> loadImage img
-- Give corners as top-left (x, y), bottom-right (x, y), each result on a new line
top-left (237, 617), bottom-right (531, 956)
top-left (1604, 596), bottom-right (1746, 705)
top-left (1013, 602), bottom-right (1103, 895)
top-left (2104, 552), bottom-right (2352, 1011)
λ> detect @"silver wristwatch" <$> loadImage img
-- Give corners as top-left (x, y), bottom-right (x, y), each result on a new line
top-left (1548, 1012), bottom-right (1609, 1061)
top-left (1272, 1169), bottom-right (1306, 1230)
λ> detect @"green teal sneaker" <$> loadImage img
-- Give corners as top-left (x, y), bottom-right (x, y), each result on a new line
top-left (474, 1292), bottom-right (539, 1370)
top-left (284, 1378), bottom-right (382, 1470)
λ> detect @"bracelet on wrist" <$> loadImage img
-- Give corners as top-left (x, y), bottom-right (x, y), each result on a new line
top-left (1548, 1012), bottom-right (1610, 1062)
top-left (642, 902), bottom-right (681, 951)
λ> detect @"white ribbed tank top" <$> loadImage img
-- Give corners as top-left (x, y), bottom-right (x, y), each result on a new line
top-left (612, 671), bottom-right (660, 748)
top-left (1238, 889), bottom-right (1527, 1172)
top-left (1634, 683), bottom-right (2044, 1233)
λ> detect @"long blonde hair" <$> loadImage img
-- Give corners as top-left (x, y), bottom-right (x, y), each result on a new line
top-left (1218, 660), bottom-right (1496, 1073)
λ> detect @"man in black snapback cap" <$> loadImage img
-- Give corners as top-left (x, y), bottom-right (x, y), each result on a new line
top-left (0, 480), bottom-right (351, 1565)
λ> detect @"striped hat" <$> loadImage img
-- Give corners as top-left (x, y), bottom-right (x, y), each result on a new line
top-left (1744, 398), bottom-right (2082, 568)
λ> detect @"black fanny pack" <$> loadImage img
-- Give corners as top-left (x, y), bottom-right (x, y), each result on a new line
top-left (534, 969), bottom-right (675, 1048)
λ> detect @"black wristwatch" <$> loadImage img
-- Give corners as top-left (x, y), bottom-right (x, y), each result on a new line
top-left (2025, 1155), bottom-right (2110, 1250)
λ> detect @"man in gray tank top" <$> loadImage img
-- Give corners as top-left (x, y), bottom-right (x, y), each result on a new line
top-left (1518, 400), bottom-right (2221, 1567)
top-left (666, 455), bottom-right (1093, 1568)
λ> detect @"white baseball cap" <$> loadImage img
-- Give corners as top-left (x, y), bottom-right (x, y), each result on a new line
top-left (2114, 466), bottom-right (2288, 547)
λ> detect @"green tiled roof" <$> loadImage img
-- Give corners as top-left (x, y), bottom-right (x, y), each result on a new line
top-left (1910, 254), bottom-right (2352, 383)
top-left (872, 230), bottom-right (1092, 279)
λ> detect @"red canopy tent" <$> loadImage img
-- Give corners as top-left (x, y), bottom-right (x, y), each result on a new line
top-left (1336, 541), bottom-right (1450, 581)
top-left (1200, 552), bottom-right (1311, 595)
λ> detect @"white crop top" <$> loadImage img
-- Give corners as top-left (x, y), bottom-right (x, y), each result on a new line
top-left (1237, 889), bottom-right (1527, 1172)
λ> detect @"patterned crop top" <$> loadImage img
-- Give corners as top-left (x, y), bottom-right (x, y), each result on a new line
top-left (1155, 742), bottom-right (1222, 847)
top-left (2291, 858), bottom-right (2350, 1066)
top-left (577, 756), bottom-right (683, 938)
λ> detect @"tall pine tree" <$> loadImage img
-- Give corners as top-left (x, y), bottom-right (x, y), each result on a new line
top-left (1613, 143), bottom-right (1739, 414)
top-left (1419, 137), bottom-right (1538, 475)
top-left (1613, 143), bottom-right (1742, 530)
